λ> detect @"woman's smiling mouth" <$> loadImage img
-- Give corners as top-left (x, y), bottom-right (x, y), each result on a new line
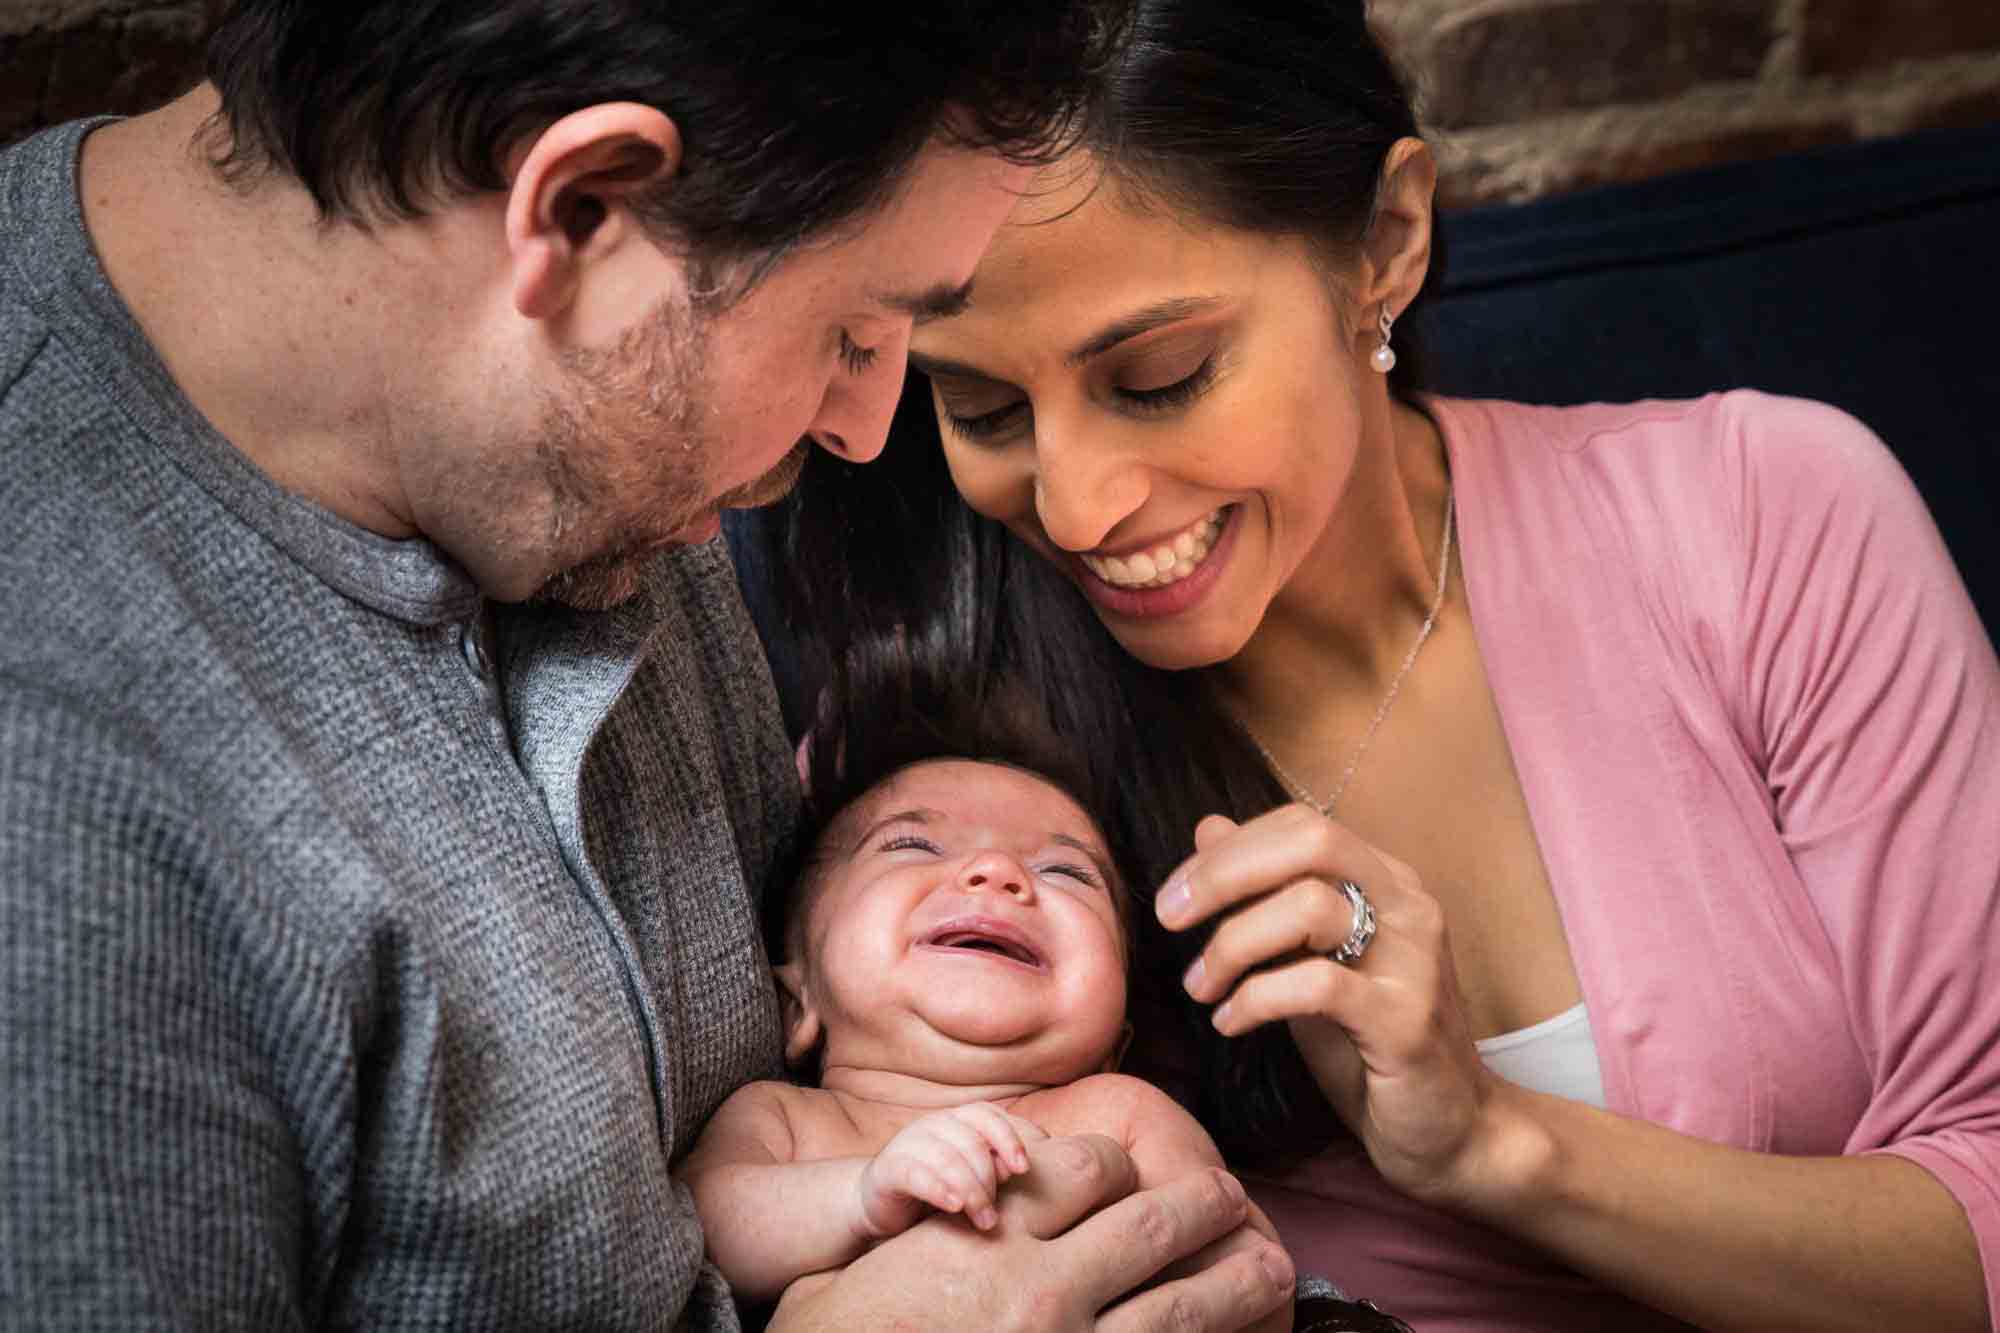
top-left (1080, 508), bottom-right (1228, 589)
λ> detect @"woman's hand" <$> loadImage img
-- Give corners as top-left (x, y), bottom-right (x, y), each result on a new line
top-left (1159, 804), bottom-right (1506, 1208)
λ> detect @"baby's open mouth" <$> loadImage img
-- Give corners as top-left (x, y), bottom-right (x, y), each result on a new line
top-left (920, 921), bottom-right (1044, 969)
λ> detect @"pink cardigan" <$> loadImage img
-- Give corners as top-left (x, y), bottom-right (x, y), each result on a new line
top-left (1250, 393), bottom-right (2000, 1330)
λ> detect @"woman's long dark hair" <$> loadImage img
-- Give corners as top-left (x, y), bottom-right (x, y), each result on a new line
top-left (765, 0), bottom-right (1435, 1169)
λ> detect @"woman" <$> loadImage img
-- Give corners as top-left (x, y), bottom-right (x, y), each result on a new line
top-left (763, 1), bottom-right (2000, 1327)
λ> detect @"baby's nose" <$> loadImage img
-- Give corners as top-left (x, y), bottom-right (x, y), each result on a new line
top-left (961, 851), bottom-right (1033, 900)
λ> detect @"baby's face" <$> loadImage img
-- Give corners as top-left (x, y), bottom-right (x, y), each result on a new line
top-left (795, 759), bottom-right (1129, 1086)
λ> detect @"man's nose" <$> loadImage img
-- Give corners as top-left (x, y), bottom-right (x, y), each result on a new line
top-left (805, 336), bottom-right (911, 464)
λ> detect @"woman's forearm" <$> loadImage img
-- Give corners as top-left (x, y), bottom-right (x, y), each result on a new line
top-left (1449, 1083), bottom-right (1988, 1332)
top-left (684, 1157), bottom-right (874, 1305)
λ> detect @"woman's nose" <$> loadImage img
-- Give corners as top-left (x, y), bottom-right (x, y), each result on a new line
top-left (960, 850), bottom-right (1034, 902)
top-left (1031, 426), bottom-right (1150, 554)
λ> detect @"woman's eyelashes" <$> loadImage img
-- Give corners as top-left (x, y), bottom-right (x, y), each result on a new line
top-left (941, 398), bottom-right (1029, 441)
top-left (1118, 353), bottom-right (1216, 411)
top-left (935, 354), bottom-right (1219, 442)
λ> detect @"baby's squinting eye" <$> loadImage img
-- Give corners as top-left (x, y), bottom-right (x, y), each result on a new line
top-left (879, 834), bottom-right (941, 855)
top-left (1040, 861), bottom-right (1103, 889)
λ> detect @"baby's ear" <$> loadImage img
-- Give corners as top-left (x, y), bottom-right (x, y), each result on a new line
top-left (772, 961), bottom-right (823, 1066)
top-left (1101, 1021), bottom-right (1135, 1073)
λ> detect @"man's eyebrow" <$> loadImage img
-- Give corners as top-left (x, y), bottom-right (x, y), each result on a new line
top-left (872, 280), bottom-right (975, 323)
top-left (1066, 295), bottom-right (1225, 367)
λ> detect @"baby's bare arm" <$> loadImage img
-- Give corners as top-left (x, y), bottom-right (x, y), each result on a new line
top-left (682, 1086), bottom-right (1051, 1306)
top-left (680, 1082), bottom-right (882, 1305)
top-left (1041, 1074), bottom-right (1294, 1333)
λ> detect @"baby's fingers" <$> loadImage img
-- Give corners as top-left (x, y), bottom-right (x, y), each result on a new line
top-left (953, 1101), bottom-right (1034, 1177)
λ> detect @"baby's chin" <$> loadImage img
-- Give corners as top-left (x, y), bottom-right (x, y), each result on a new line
top-left (817, 1027), bottom-right (1120, 1098)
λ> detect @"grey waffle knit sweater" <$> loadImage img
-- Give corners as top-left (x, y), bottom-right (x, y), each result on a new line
top-left (0, 120), bottom-right (793, 1329)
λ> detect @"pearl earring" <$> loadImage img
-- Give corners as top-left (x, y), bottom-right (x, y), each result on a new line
top-left (1371, 305), bottom-right (1397, 374)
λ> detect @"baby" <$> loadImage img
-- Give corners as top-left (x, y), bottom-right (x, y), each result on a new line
top-left (680, 750), bottom-right (1289, 1329)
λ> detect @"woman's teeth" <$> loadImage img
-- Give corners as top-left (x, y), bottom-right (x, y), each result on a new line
top-left (1081, 510), bottom-right (1226, 589)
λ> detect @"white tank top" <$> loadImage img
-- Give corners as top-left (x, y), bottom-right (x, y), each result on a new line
top-left (1474, 1002), bottom-right (1607, 1108)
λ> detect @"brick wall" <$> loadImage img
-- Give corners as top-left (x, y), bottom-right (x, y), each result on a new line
top-left (1372, 0), bottom-right (2000, 205)
top-left (3, 0), bottom-right (1998, 206)
top-left (1, 1), bottom-right (220, 145)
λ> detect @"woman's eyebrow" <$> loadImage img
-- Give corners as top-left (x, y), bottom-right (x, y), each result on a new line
top-left (1066, 295), bottom-right (1225, 366)
top-left (907, 351), bottom-right (998, 382)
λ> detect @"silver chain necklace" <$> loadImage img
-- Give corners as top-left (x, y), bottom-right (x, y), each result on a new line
top-left (1242, 485), bottom-right (1455, 817)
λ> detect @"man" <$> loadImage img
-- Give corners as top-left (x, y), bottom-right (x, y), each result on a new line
top-left (0, 3), bottom-right (1297, 1329)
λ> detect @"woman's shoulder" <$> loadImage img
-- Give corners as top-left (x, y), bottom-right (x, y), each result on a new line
top-left (1430, 389), bottom-right (1889, 485)
top-left (1432, 386), bottom-right (1872, 451)
top-left (1431, 389), bottom-right (1911, 559)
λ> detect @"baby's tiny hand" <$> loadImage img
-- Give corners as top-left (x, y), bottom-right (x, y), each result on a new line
top-left (857, 1102), bottom-right (1046, 1238)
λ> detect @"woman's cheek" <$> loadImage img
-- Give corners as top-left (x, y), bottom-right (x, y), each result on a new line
top-left (941, 446), bottom-right (1020, 524)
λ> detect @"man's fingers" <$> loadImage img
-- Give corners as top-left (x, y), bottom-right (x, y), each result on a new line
top-left (1095, 1239), bottom-right (1295, 1333)
top-left (1049, 1166), bottom-right (1263, 1311)
top-left (999, 1133), bottom-right (1139, 1240)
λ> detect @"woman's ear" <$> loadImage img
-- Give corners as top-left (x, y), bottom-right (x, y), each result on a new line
top-left (503, 102), bottom-right (684, 322)
top-left (1358, 136), bottom-right (1438, 326)
top-left (772, 960), bottom-right (824, 1067)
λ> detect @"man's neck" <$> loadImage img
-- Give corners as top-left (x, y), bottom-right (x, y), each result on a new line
top-left (76, 85), bottom-right (485, 539)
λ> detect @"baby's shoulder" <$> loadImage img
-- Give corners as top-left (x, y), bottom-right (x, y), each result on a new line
top-left (698, 1079), bottom-right (854, 1156)
top-left (1018, 1073), bottom-right (1212, 1158)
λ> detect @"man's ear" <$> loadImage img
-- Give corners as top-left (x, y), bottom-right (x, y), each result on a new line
top-left (1357, 136), bottom-right (1438, 331)
top-left (503, 102), bottom-right (683, 322)
top-left (772, 960), bottom-right (824, 1067)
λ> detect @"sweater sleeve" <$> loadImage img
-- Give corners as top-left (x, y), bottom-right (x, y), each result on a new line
top-left (1725, 394), bottom-right (2000, 1314)
top-left (1, 681), bottom-right (338, 1329)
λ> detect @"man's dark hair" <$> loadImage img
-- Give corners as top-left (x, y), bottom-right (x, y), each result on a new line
top-left (201, 1), bottom-right (1126, 272)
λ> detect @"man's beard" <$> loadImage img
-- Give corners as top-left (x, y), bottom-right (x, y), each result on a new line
top-left (528, 293), bottom-right (718, 611)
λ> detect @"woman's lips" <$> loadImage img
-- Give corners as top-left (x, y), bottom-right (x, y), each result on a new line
top-left (1079, 508), bottom-right (1226, 589)
top-left (1073, 505), bottom-right (1239, 619)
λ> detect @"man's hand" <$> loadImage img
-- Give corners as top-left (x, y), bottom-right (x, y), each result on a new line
top-left (769, 1132), bottom-right (1295, 1332)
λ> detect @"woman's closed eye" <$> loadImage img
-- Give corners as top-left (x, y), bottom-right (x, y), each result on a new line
top-left (940, 397), bottom-right (1030, 442)
top-left (933, 354), bottom-right (1220, 443)
top-left (1117, 354), bottom-right (1216, 412)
